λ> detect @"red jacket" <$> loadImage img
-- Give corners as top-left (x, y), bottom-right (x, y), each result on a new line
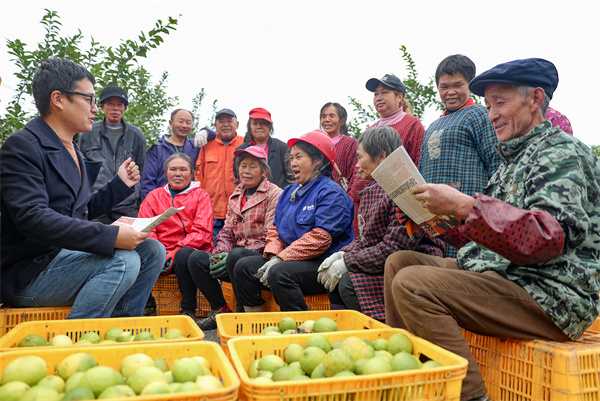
top-left (139, 181), bottom-right (213, 253)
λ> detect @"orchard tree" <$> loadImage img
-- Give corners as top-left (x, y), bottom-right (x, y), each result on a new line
top-left (0, 9), bottom-right (211, 146)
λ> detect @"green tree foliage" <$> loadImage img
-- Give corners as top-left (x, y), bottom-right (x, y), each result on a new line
top-left (347, 45), bottom-right (446, 138)
top-left (592, 145), bottom-right (600, 158)
top-left (0, 9), bottom-right (210, 147)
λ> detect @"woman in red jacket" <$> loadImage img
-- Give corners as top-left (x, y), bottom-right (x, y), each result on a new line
top-left (138, 153), bottom-right (214, 323)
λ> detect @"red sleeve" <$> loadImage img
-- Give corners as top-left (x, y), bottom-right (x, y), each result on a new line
top-left (277, 228), bottom-right (332, 261)
top-left (177, 190), bottom-right (214, 252)
top-left (459, 193), bottom-right (565, 264)
top-left (263, 226), bottom-right (285, 258)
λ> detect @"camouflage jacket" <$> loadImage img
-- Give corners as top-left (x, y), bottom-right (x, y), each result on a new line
top-left (457, 121), bottom-right (600, 340)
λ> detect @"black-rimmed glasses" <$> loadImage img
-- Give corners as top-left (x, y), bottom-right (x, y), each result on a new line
top-left (60, 89), bottom-right (98, 107)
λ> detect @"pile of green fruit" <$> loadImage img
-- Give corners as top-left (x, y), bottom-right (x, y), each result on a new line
top-left (0, 351), bottom-right (223, 400)
top-left (248, 332), bottom-right (443, 384)
top-left (16, 327), bottom-right (186, 348)
top-left (260, 316), bottom-right (339, 335)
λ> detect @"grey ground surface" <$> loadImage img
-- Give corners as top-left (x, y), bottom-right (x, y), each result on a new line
top-left (203, 328), bottom-right (219, 343)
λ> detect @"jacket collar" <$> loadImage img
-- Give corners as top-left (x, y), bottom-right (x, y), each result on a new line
top-left (161, 180), bottom-right (202, 196)
top-left (98, 117), bottom-right (127, 135)
top-left (230, 179), bottom-right (270, 213)
top-left (496, 120), bottom-right (551, 163)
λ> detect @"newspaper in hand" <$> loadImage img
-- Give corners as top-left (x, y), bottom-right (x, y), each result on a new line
top-left (370, 146), bottom-right (460, 237)
top-left (111, 206), bottom-right (185, 232)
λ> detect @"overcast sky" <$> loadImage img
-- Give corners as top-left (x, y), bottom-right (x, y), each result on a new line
top-left (1, 0), bottom-right (599, 146)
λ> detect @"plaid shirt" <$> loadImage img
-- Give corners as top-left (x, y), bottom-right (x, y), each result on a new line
top-left (419, 104), bottom-right (501, 257)
top-left (333, 135), bottom-right (357, 194)
top-left (214, 180), bottom-right (283, 254)
top-left (343, 183), bottom-right (444, 321)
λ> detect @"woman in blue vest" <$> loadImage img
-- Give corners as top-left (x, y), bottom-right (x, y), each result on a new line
top-left (231, 130), bottom-right (354, 311)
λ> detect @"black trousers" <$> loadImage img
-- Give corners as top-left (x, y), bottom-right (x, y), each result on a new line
top-left (232, 251), bottom-right (327, 311)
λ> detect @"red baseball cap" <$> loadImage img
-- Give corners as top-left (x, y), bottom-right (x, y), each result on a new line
top-left (249, 107), bottom-right (273, 123)
top-left (234, 145), bottom-right (268, 160)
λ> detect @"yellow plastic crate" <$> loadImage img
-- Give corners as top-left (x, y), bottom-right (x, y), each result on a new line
top-left (586, 316), bottom-right (600, 333)
top-left (0, 340), bottom-right (239, 400)
top-left (216, 310), bottom-right (389, 358)
top-left (261, 290), bottom-right (331, 312)
top-left (0, 315), bottom-right (203, 351)
top-left (228, 328), bottom-right (468, 401)
top-left (0, 306), bottom-right (72, 336)
top-left (221, 281), bottom-right (237, 312)
top-left (152, 274), bottom-right (211, 317)
top-left (463, 329), bottom-right (600, 401)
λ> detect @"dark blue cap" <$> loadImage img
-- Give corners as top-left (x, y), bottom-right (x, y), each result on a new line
top-left (366, 74), bottom-right (407, 95)
top-left (470, 58), bottom-right (559, 99)
top-left (215, 108), bottom-right (237, 121)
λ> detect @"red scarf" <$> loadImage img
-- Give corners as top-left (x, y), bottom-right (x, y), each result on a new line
top-left (441, 98), bottom-right (475, 117)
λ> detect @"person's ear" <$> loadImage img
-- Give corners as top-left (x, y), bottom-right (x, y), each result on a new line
top-left (530, 87), bottom-right (546, 111)
top-left (50, 90), bottom-right (64, 111)
top-left (376, 152), bottom-right (387, 164)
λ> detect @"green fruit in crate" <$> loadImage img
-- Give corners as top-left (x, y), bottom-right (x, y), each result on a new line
top-left (257, 370), bottom-right (273, 379)
top-left (299, 320), bottom-right (315, 332)
top-left (1, 355), bottom-right (47, 386)
top-left (252, 376), bottom-right (272, 384)
top-left (18, 334), bottom-right (48, 347)
top-left (305, 334), bottom-right (331, 353)
top-left (279, 316), bottom-right (297, 333)
top-left (284, 343), bottom-right (304, 363)
top-left (36, 375), bottom-right (65, 393)
top-left (362, 356), bottom-right (392, 375)
top-left (422, 360), bottom-right (443, 369)
top-left (75, 339), bottom-right (93, 345)
top-left (164, 328), bottom-right (185, 339)
top-left (170, 382), bottom-right (183, 392)
top-left (97, 384), bottom-right (135, 399)
top-left (354, 358), bottom-right (369, 375)
top-left (258, 354), bottom-right (285, 372)
top-left (247, 359), bottom-right (260, 378)
top-left (64, 372), bottom-right (85, 392)
top-left (115, 331), bottom-right (133, 342)
top-left (390, 351), bottom-right (420, 371)
top-left (154, 358), bottom-right (170, 372)
top-left (0, 381), bottom-right (30, 401)
top-left (375, 350), bottom-right (394, 360)
top-left (338, 336), bottom-right (374, 361)
top-left (141, 381), bottom-right (172, 395)
top-left (120, 353), bottom-right (155, 379)
top-left (261, 325), bottom-right (280, 335)
top-left (79, 331), bottom-right (101, 344)
top-left (309, 363), bottom-right (326, 379)
top-left (331, 340), bottom-right (342, 349)
top-left (103, 327), bottom-right (123, 341)
top-left (175, 381), bottom-right (199, 392)
top-left (312, 317), bottom-right (338, 333)
top-left (48, 334), bottom-right (73, 346)
top-left (282, 329), bottom-right (295, 334)
top-left (171, 358), bottom-right (205, 383)
top-left (323, 348), bottom-right (354, 377)
top-left (60, 385), bottom-right (96, 400)
top-left (126, 366), bottom-right (167, 394)
top-left (334, 371), bottom-right (355, 377)
top-left (272, 366), bottom-right (296, 381)
top-left (372, 338), bottom-right (388, 351)
top-left (19, 385), bottom-right (60, 401)
top-left (164, 371), bottom-right (174, 383)
top-left (78, 366), bottom-right (124, 397)
top-left (291, 374), bottom-right (310, 380)
top-left (299, 346), bottom-right (326, 376)
top-left (133, 330), bottom-right (155, 342)
top-left (288, 361), bottom-right (303, 376)
top-left (195, 375), bottom-right (223, 391)
top-left (57, 353), bottom-right (98, 380)
top-left (387, 332), bottom-right (412, 355)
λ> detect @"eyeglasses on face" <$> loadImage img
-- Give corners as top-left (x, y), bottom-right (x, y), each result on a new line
top-left (59, 89), bottom-right (98, 107)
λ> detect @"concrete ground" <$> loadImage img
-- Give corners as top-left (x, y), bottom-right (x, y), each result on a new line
top-left (203, 328), bottom-right (219, 343)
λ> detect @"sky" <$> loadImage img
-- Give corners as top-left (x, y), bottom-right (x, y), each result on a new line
top-left (1, 0), bottom-right (599, 147)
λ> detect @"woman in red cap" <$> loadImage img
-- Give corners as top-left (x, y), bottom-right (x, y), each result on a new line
top-left (319, 102), bottom-right (357, 194)
top-left (234, 107), bottom-right (295, 190)
top-left (232, 130), bottom-right (354, 312)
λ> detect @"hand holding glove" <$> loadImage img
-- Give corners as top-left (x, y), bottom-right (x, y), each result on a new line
top-left (254, 256), bottom-right (283, 287)
top-left (317, 251), bottom-right (344, 284)
top-left (317, 257), bottom-right (347, 292)
top-left (194, 127), bottom-right (218, 148)
top-left (209, 252), bottom-right (229, 279)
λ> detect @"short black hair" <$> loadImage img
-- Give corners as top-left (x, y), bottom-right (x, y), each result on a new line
top-left (32, 57), bottom-right (95, 116)
top-left (170, 108), bottom-right (195, 121)
top-left (435, 54), bottom-right (476, 86)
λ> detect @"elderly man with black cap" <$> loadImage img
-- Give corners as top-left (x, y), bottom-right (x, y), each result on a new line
top-left (79, 85), bottom-right (147, 223)
top-left (195, 108), bottom-right (245, 245)
top-left (384, 58), bottom-right (600, 401)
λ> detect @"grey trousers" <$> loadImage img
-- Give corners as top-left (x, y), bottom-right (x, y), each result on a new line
top-left (383, 250), bottom-right (569, 401)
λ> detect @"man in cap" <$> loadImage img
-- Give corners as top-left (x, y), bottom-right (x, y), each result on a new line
top-left (195, 108), bottom-right (245, 245)
top-left (413, 54), bottom-right (502, 258)
top-left (79, 85), bottom-right (146, 223)
top-left (384, 58), bottom-right (600, 401)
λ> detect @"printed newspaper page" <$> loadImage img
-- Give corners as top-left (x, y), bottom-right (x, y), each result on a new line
top-left (111, 206), bottom-right (185, 232)
top-left (371, 146), bottom-right (460, 237)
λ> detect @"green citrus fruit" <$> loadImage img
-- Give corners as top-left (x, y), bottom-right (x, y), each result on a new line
top-left (78, 366), bottom-right (124, 397)
top-left (388, 333), bottom-right (413, 355)
top-left (305, 334), bottom-right (331, 353)
top-left (390, 351), bottom-right (420, 371)
top-left (103, 327), bottom-right (123, 341)
top-left (279, 317), bottom-right (297, 333)
top-left (312, 317), bottom-right (338, 333)
top-left (120, 353), bottom-right (155, 379)
top-left (48, 334), bottom-right (73, 346)
top-left (322, 348), bottom-right (355, 377)
top-left (18, 334), bottom-right (48, 347)
top-left (57, 353), bottom-right (97, 380)
top-left (299, 346), bottom-right (326, 376)
top-left (1, 355), bottom-right (47, 386)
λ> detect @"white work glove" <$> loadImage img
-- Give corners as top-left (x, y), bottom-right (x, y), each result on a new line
top-left (317, 251), bottom-right (344, 282)
top-left (194, 128), bottom-right (209, 148)
top-left (317, 258), bottom-right (348, 292)
top-left (254, 256), bottom-right (283, 287)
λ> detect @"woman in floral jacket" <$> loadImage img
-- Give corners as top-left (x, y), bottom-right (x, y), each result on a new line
top-left (193, 145), bottom-right (282, 329)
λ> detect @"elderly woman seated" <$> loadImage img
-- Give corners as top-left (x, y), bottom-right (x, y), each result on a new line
top-left (317, 126), bottom-right (444, 322)
top-left (232, 130), bottom-right (354, 312)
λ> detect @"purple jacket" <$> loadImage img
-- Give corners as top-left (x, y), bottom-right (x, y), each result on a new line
top-left (141, 135), bottom-right (200, 200)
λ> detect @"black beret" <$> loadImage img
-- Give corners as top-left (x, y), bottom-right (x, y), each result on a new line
top-left (470, 58), bottom-right (559, 99)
